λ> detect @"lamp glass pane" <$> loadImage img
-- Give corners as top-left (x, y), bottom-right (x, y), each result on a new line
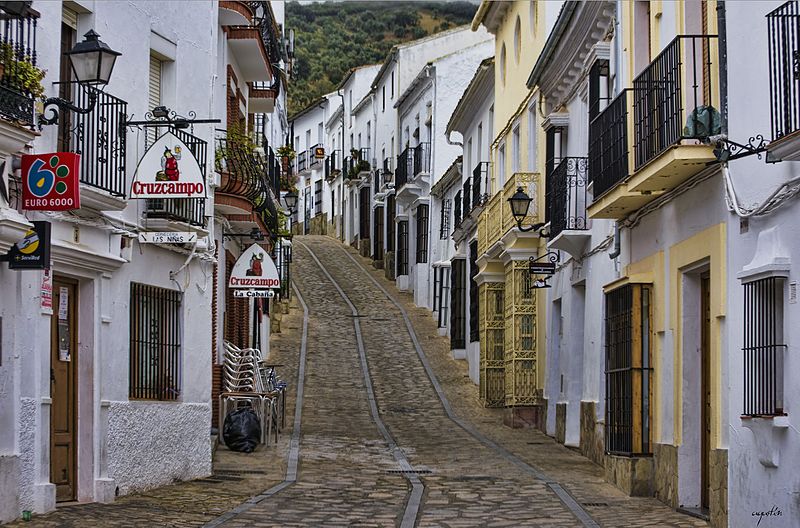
top-left (98, 51), bottom-right (118, 84)
top-left (509, 195), bottom-right (531, 218)
top-left (70, 50), bottom-right (101, 83)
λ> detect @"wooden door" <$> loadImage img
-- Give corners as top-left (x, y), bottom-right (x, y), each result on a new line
top-left (700, 275), bottom-right (711, 510)
top-left (50, 279), bottom-right (77, 502)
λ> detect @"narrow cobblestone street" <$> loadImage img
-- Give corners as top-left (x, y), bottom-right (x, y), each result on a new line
top-left (9, 236), bottom-right (709, 528)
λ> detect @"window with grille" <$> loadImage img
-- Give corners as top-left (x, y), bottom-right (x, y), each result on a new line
top-left (359, 187), bottom-right (371, 239)
top-left (397, 220), bottom-right (409, 275)
top-left (439, 267), bottom-right (451, 329)
top-left (314, 180), bottom-right (322, 216)
top-left (605, 284), bottom-right (653, 455)
top-left (469, 241), bottom-right (479, 343)
top-left (129, 283), bottom-right (182, 401)
top-left (386, 194), bottom-right (396, 251)
top-left (373, 206), bottom-right (384, 261)
top-left (450, 259), bottom-right (466, 347)
top-left (416, 204), bottom-right (429, 264)
top-left (743, 277), bottom-right (786, 416)
top-left (440, 199), bottom-right (451, 239)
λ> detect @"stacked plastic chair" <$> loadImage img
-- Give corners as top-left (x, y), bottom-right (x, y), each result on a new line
top-left (219, 342), bottom-right (280, 446)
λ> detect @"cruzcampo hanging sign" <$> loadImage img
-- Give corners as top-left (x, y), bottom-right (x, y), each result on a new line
top-left (21, 153), bottom-right (81, 211)
top-left (228, 243), bottom-right (280, 290)
top-left (2, 221), bottom-right (51, 270)
top-left (130, 132), bottom-right (206, 199)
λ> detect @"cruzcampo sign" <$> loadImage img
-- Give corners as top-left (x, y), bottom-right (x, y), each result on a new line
top-left (228, 243), bottom-right (280, 290)
top-left (130, 132), bottom-right (206, 199)
top-left (21, 153), bottom-right (81, 211)
top-left (3, 221), bottom-right (51, 270)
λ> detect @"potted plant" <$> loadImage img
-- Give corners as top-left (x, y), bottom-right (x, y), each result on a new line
top-left (0, 42), bottom-right (45, 98)
top-left (277, 145), bottom-right (296, 171)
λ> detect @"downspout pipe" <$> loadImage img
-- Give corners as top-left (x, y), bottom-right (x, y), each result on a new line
top-left (338, 88), bottom-right (346, 242)
top-left (608, 223), bottom-right (621, 260)
top-left (716, 0), bottom-right (728, 136)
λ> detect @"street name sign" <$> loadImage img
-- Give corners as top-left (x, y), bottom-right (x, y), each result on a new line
top-left (529, 262), bottom-right (556, 275)
top-left (138, 232), bottom-right (198, 244)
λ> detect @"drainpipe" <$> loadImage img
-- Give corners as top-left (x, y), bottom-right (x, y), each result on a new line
top-left (716, 0), bottom-right (729, 136)
top-left (608, 223), bottom-right (621, 260)
top-left (338, 88), bottom-right (345, 242)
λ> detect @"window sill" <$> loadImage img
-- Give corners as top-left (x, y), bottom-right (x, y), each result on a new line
top-left (741, 415), bottom-right (790, 468)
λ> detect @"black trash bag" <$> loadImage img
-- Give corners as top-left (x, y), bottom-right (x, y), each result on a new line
top-left (223, 408), bottom-right (261, 453)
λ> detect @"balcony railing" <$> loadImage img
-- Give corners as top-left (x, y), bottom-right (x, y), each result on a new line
top-left (589, 89), bottom-right (630, 198)
top-left (413, 142), bottom-right (431, 177)
top-left (454, 190), bottom-right (462, 228)
top-left (56, 82), bottom-right (128, 196)
top-left (462, 177), bottom-right (472, 219)
top-left (309, 144), bottom-right (322, 167)
top-left (768, 1), bottom-right (800, 141)
top-left (547, 157), bottom-right (588, 240)
top-left (324, 151), bottom-right (339, 181)
top-left (215, 133), bottom-right (268, 204)
top-left (472, 161), bottom-right (488, 208)
top-left (396, 146), bottom-right (413, 190)
top-left (296, 150), bottom-right (308, 173)
top-left (145, 128), bottom-right (208, 227)
top-left (632, 35), bottom-right (718, 170)
top-left (0, 8), bottom-right (38, 126)
top-left (246, 1), bottom-right (283, 65)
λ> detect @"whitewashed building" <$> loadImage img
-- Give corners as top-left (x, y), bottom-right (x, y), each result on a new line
top-left (445, 57), bottom-right (494, 384)
top-left (0, 0), bottom-right (290, 522)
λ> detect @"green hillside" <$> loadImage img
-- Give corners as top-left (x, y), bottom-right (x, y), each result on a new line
top-left (286, 1), bottom-right (477, 116)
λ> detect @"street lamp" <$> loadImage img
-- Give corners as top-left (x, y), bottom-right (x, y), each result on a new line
top-left (283, 190), bottom-right (298, 215)
top-left (39, 30), bottom-right (121, 127)
top-left (507, 187), bottom-right (546, 233)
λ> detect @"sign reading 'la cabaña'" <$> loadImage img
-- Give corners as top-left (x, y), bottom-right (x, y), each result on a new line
top-left (228, 243), bottom-right (281, 290)
top-left (130, 132), bottom-right (206, 199)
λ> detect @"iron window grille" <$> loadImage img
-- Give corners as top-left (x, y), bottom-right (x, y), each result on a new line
top-left (450, 259), bottom-right (466, 348)
top-left (462, 177), bottom-right (472, 218)
top-left (397, 220), bottom-right (409, 276)
top-left (605, 284), bottom-right (653, 456)
top-left (440, 199), bottom-right (451, 239)
top-left (438, 266), bottom-right (451, 329)
top-left (396, 146), bottom-right (413, 191)
top-left (387, 194), bottom-right (396, 252)
top-left (743, 277), bottom-right (787, 416)
top-left (129, 283), bottom-right (182, 401)
top-left (469, 241), bottom-right (479, 343)
top-left (589, 60), bottom-right (611, 121)
top-left (359, 186), bottom-right (371, 240)
top-left (433, 265), bottom-right (441, 313)
top-left (547, 157), bottom-right (588, 239)
top-left (415, 204), bottom-right (429, 264)
top-left (767, 1), bottom-right (800, 141)
top-left (296, 150), bottom-right (308, 173)
top-left (314, 180), bottom-right (322, 216)
top-left (472, 162), bottom-right (488, 208)
top-left (373, 205), bottom-right (384, 261)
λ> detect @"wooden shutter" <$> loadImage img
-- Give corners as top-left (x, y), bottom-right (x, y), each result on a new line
top-left (149, 56), bottom-right (162, 111)
top-left (62, 7), bottom-right (78, 29)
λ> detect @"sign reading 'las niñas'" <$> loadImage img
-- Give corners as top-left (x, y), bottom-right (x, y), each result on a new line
top-left (130, 132), bottom-right (206, 199)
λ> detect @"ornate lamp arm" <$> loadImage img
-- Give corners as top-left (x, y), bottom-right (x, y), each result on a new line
top-left (39, 90), bottom-right (98, 128)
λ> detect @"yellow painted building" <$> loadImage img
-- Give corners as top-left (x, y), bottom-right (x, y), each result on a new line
top-left (472, 1), bottom-right (555, 419)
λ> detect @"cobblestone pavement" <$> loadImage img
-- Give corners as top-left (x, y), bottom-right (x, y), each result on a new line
top-left (8, 234), bottom-right (710, 527)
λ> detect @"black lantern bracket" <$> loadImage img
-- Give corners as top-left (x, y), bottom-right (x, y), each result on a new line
top-left (222, 227), bottom-right (265, 242)
top-left (39, 90), bottom-right (98, 129)
top-left (711, 134), bottom-right (770, 163)
top-left (123, 106), bottom-right (220, 131)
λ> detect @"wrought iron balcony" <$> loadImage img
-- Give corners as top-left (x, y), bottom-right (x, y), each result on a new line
top-left (462, 177), bottom-right (472, 218)
top-left (472, 161), bottom-right (488, 209)
top-left (413, 142), bottom-right (431, 177)
top-left (632, 34), bottom-right (719, 171)
top-left (55, 82), bottom-right (128, 198)
top-left (324, 151), bottom-right (339, 181)
top-left (768, 1), bottom-right (800, 142)
top-left (246, 1), bottom-right (283, 65)
top-left (453, 190), bottom-right (462, 228)
top-left (588, 89), bottom-right (629, 198)
top-left (309, 144), bottom-right (322, 167)
top-left (0, 7), bottom-right (38, 127)
top-left (396, 146), bottom-right (413, 191)
top-left (547, 157), bottom-right (588, 240)
top-left (215, 132), bottom-right (268, 205)
top-left (296, 150), bottom-right (308, 173)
